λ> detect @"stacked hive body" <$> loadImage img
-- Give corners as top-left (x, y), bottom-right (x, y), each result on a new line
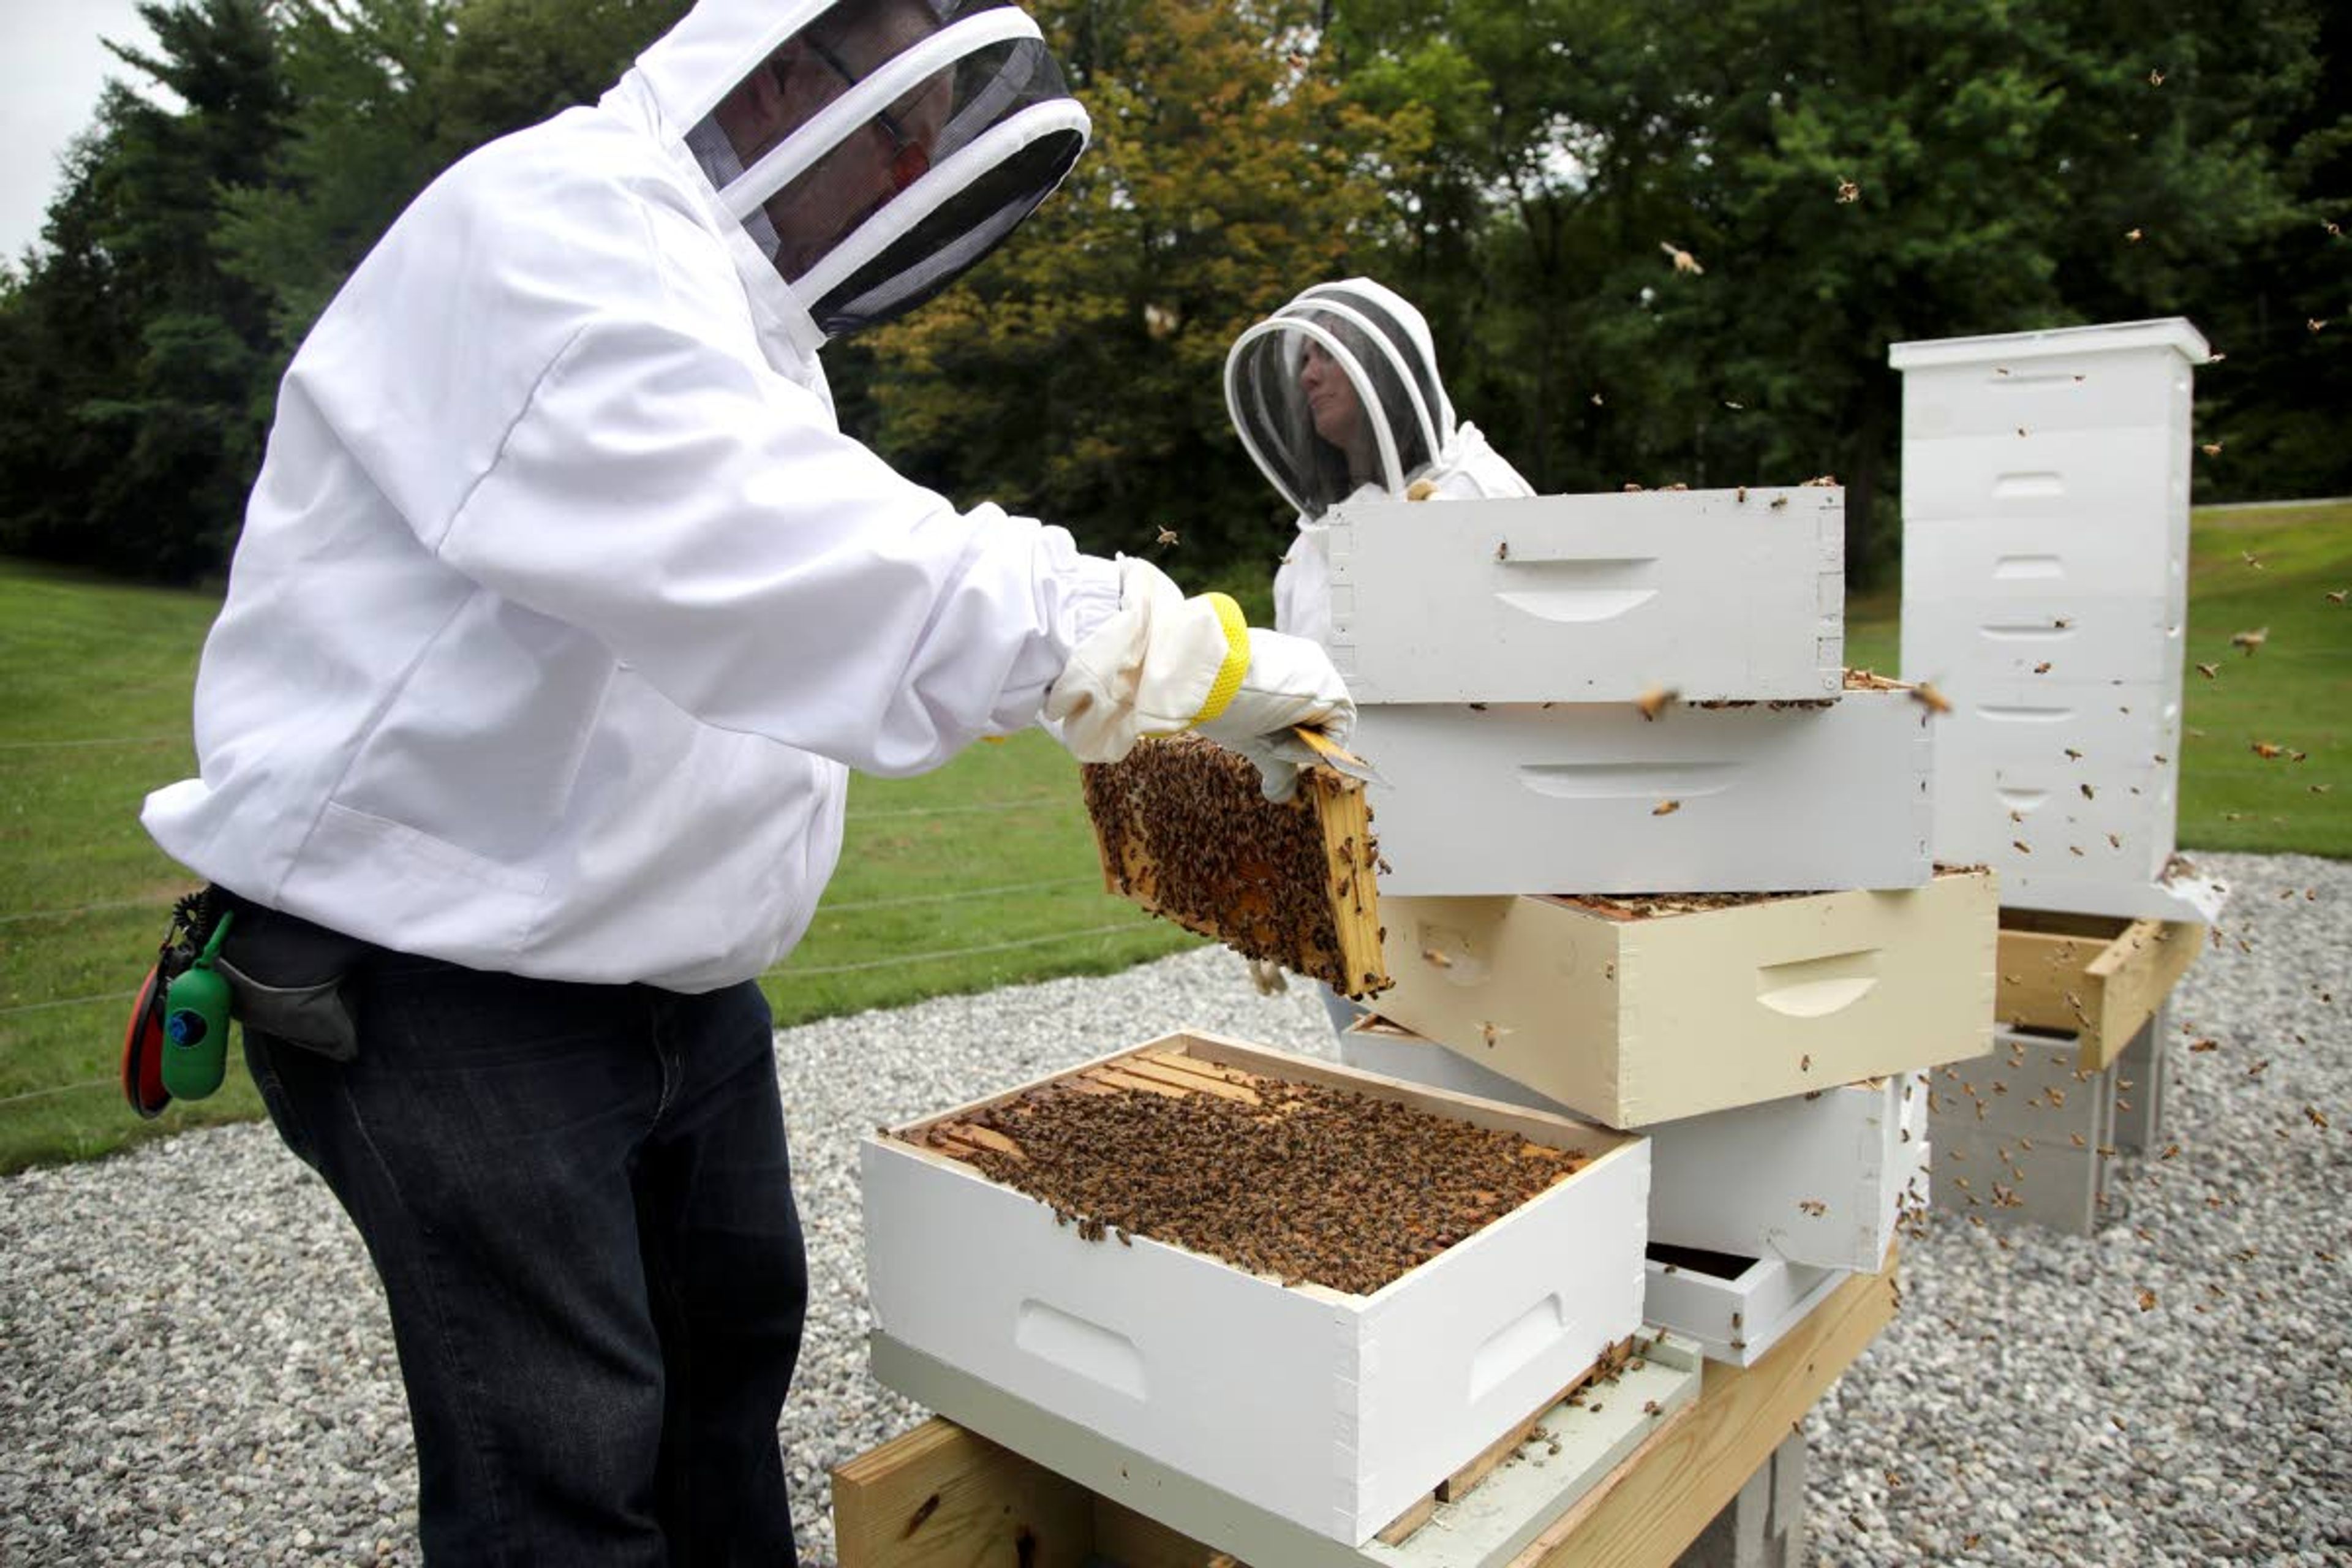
top-left (1327, 485), bottom-right (1996, 1365)
top-left (861, 1033), bottom-right (1665, 1551)
top-left (1891, 321), bottom-right (2218, 1233)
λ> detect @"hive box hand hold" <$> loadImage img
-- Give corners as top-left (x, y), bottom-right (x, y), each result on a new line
top-left (1323, 486), bottom-right (1844, 704)
top-left (1081, 733), bottom-right (1389, 998)
top-left (1376, 869), bottom-right (1996, 1128)
top-left (1900, 593), bottom-right (2185, 688)
top-left (861, 1032), bottom-right (1649, 1548)
top-left (1357, 677), bottom-right (1935, 897)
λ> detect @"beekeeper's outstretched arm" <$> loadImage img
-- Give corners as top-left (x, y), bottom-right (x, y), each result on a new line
top-left (1045, 557), bottom-right (1352, 800)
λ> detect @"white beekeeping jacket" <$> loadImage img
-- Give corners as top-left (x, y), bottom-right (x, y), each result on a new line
top-left (143, 0), bottom-right (1115, 991)
top-left (1224, 279), bottom-right (1533, 646)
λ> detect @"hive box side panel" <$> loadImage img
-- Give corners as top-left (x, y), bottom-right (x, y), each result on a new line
top-left (1642, 1256), bottom-right (1845, 1368)
top-left (1373, 896), bottom-right (1626, 1120)
top-left (1338, 1020), bottom-right (1570, 1115)
top-left (1348, 1139), bottom-right (1652, 1543)
top-left (1898, 425), bottom-right (2192, 527)
top-left (1325, 489), bottom-right (1844, 704)
top-left (1642, 1082), bottom-right (1904, 1272)
top-left (1616, 872), bottom-right (1997, 1123)
top-left (1357, 695), bottom-right (1934, 897)
top-left (1901, 514), bottom-right (2188, 608)
top-left (862, 1141), bottom-right (1347, 1536)
top-left (1380, 875), bottom-right (1993, 1127)
top-left (1899, 594), bottom-right (2184, 687)
top-left (1895, 348), bottom-right (2195, 439)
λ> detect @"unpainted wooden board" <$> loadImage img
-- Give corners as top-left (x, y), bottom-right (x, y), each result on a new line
top-left (832, 1419), bottom-right (1093, 1568)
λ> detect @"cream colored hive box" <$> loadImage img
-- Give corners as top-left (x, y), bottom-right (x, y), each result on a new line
top-left (1996, 911), bottom-right (2203, 1070)
top-left (1376, 869), bottom-right (1996, 1128)
top-left (1322, 487), bottom-right (1844, 704)
top-left (861, 1033), bottom-right (1651, 1547)
top-left (1643, 1074), bottom-right (1931, 1272)
top-left (1643, 1248), bottom-right (1848, 1368)
top-left (1355, 685), bottom-right (1935, 897)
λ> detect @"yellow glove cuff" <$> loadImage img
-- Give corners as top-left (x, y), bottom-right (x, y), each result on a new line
top-left (1189, 594), bottom-right (1251, 725)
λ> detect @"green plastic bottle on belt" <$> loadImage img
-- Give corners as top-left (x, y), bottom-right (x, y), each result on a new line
top-left (161, 911), bottom-right (235, 1101)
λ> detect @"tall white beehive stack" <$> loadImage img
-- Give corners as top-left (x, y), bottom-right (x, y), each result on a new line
top-left (1890, 319), bottom-right (2223, 924)
top-left (1327, 484), bottom-right (1997, 1362)
top-left (1892, 319), bottom-right (2221, 1234)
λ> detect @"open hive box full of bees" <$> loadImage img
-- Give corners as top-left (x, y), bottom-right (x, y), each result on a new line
top-left (1080, 733), bottom-right (1390, 998)
top-left (860, 1031), bottom-right (1649, 1546)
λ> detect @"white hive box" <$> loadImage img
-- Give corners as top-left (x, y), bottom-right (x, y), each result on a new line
top-left (1373, 869), bottom-right (1996, 1128)
top-left (1346, 1019), bottom-right (1931, 1273)
top-left (1340, 1015), bottom-right (1564, 1114)
top-left (1928, 676), bottom-right (2183, 889)
top-left (1355, 685), bottom-right (1934, 897)
top-left (1643, 1248), bottom-right (1847, 1368)
top-left (862, 1033), bottom-right (1651, 1547)
top-left (1323, 487), bottom-right (1844, 704)
top-left (1928, 1027), bottom-right (2116, 1234)
top-left (1642, 1074), bottom-right (1931, 1272)
top-left (1890, 317), bottom-right (2206, 526)
top-left (1900, 594), bottom-right (2184, 687)
top-left (1900, 518), bottom-right (2185, 616)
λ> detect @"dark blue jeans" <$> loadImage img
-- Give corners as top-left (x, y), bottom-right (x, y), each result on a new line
top-left (246, 949), bottom-right (806, 1566)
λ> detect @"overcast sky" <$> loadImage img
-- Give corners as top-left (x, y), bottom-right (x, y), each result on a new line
top-left (2, 0), bottom-right (160, 263)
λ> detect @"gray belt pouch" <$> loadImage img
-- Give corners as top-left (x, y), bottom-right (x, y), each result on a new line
top-left (213, 894), bottom-right (371, 1062)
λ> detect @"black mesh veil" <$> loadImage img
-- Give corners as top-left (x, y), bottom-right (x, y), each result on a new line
top-left (685, 1), bottom-right (1088, 338)
top-left (1224, 283), bottom-right (1452, 518)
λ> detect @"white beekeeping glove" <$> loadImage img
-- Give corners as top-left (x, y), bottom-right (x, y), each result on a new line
top-left (1046, 557), bottom-right (1354, 800)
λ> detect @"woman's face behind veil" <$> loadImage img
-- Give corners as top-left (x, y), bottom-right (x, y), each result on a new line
top-left (1298, 338), bottom-right (1367, 454)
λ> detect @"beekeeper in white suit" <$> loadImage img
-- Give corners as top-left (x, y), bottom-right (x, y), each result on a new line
top-left (1223, 279), bottom-right (1530, 1028)
top-left (140, 2), bottom-right (1349, 1559)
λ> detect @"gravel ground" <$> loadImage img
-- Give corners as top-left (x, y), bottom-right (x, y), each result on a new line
top-left (2, 848), bottom-right (2345, 1566)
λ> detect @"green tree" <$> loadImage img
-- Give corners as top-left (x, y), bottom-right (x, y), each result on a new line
top-left (849, 0), bottom-right (1434, 575)
top-left (0, 0), bottom-right (287, 579)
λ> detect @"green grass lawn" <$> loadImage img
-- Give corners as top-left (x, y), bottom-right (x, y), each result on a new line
top-left (2, 503), bottom-right (2345, 1170)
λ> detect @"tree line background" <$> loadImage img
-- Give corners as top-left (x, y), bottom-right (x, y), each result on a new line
top-left (1, 0), bottom-right (2343, 593)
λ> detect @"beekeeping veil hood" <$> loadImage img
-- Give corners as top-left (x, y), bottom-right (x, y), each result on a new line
top-left (634, 0), bottom-right (1088, 340)
top-left (1223, 278), bottom-right (1457, 517)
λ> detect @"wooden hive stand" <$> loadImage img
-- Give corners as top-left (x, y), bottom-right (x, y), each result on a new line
top-left (832, 1257), bottom-right (1898, 1568)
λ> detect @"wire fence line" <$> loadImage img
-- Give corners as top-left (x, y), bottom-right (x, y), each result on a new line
top-left (3, 874), bottom-right (1103, 932)
top-left (761, 919), bottom-right (1174, 981)
top-left (0, 913), bottom-right (1175, 1022)
top-left (0, 734), bottom-right (187, 752)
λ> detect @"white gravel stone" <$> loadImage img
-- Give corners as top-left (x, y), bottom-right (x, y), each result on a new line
top-left (2, 850), bottom-right (2344, 1566)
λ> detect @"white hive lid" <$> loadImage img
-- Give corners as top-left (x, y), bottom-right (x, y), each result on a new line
top-left (1888, 317), bottom-right (2209, 371)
